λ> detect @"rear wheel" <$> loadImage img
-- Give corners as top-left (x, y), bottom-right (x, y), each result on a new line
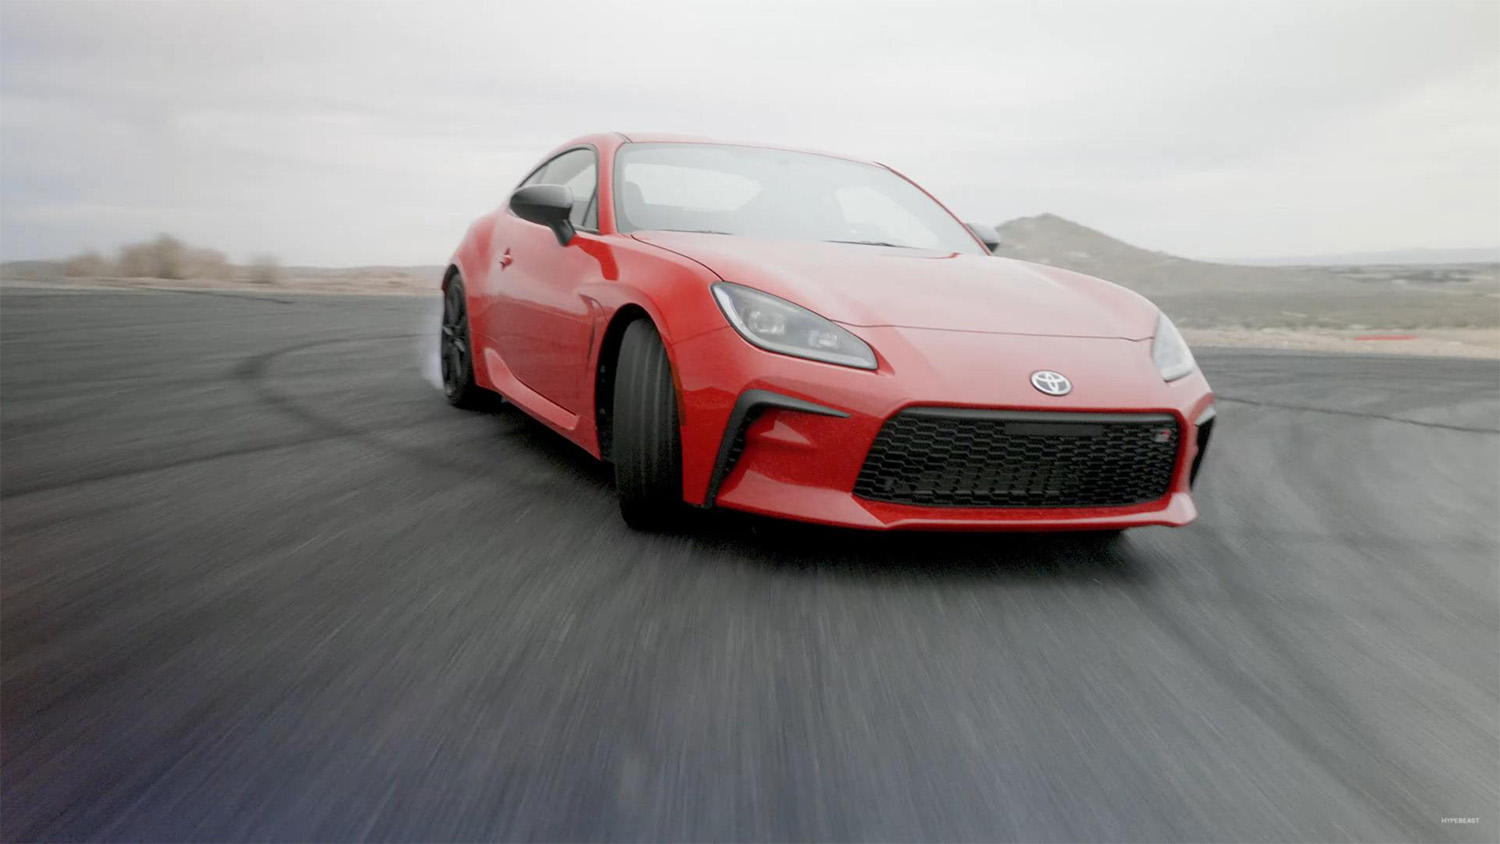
top-left (612, 320), bottom-right (684, 530)
top-left (440, 277), bottom-right (489, 409)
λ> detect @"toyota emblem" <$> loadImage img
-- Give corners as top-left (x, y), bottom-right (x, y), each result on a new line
top-left (1030, 370), bottom-right (1072, 396)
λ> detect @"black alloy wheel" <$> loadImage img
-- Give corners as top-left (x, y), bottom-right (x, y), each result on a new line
top-left (441, 278), bottom-right (488, 409)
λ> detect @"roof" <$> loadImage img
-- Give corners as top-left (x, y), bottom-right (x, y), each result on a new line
top-left (613, 132), bottom-right (879, 166)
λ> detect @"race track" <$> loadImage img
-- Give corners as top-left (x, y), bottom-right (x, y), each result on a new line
top-left (2, 285), bottom-right (1496, 842)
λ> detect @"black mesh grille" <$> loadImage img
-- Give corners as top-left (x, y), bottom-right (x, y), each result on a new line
top-left (853, 409), bottom-right (1180, 508)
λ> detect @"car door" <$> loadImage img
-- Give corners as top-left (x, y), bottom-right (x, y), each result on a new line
top-left (488, 147), bottom-right (602, 415)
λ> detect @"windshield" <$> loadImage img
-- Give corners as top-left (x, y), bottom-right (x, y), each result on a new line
top-left (613, 143), bottom-right (984, 254)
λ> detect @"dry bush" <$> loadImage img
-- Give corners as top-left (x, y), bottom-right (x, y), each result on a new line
top-left (114, 235), bottom-right (231, 279)
top-left (248, 254), bottom-right (283, 285)
top-left (62, 251), bottom-right (111, 277)
top-left (117, 235), bottom-right (185, 278)
top-left (115, 243), bottom-right (150, 277)
top-left (147, 234), bottom-right (186, 278)
top-left (186, 248), bottom-right (231, 280)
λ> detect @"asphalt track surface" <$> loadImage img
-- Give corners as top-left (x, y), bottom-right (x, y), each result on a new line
top-left (2, 285), bottom-right (1496, 842)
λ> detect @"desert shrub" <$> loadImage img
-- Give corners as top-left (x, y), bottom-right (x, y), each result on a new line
top-left (147, 234), bottom-right (186, 278)
top-left (185, 248), bottom-right (231, 279)
top-left (62, 251), bottom-right (111, 277)
top-left (114, 235), bottom-right (233, 279)
top-left (116, 235), bottom-right (186, 278)
top-left (248, 254), bottom-right (283, 285)
top-left (115, 242), bottom-right (151, 277)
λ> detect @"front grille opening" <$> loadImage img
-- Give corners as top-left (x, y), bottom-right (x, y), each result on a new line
top-left (853, 409), bottom-right (1180, 508)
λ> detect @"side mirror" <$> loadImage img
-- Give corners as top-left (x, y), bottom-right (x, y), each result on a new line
top-left (510, 184), bottom-right (575, 245)
top-left (966, 222), bottom-right (1002, 253)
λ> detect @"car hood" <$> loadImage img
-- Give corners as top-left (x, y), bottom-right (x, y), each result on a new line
top-left (632, 231), bottom-right (1159, 340)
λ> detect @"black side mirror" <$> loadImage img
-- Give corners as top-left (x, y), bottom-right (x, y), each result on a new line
top-left (510, 184), bottom-right (575, 245)
top-left (966, 222), bottom-right (1002, 253)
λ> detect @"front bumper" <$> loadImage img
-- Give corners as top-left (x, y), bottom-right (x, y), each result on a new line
top-left (671, 325), bottom-right (1215, 531)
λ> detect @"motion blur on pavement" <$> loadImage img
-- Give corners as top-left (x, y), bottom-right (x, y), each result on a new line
top-left (2, 1), bottom-right (1498, 842)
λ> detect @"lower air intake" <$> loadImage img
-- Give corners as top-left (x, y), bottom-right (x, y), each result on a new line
top-left (853, 409), bottom-right (1180, 508)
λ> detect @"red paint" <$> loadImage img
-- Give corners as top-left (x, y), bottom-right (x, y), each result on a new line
top-left (447, 133), bottom-right (1215, 530)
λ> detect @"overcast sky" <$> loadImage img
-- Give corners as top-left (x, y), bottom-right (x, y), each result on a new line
top-left (1, 0), bottom-right (1497, 266)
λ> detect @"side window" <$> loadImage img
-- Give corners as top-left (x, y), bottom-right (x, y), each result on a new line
top-left (559, 157), bottom-right (598, 231)
top-left (526, 149), bottom-right (598, 232)
top-left (519, 167), bottom-right (546, 188)
top-left (582, 192), bottom-right (599, 231)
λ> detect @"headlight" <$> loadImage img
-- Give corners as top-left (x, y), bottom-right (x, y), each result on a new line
top-left (712, 282), bottom-right (877, 369)
top-left (1151, 312), bottom-right (1196, 381)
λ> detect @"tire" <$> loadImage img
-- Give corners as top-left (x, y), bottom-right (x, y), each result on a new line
top-left (440, 277), bottom-right (489, 409)
top-left (612, 319), bottom-right (684, 530)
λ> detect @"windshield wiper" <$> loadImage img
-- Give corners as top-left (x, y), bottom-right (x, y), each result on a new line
top-left (823, 239), bottom-right (913, 249)
top-left (662, 228), bottom-right (734, 235)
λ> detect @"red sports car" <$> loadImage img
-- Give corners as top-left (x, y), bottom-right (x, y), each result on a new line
top-left (441, 133), bottom-right (1215, 532)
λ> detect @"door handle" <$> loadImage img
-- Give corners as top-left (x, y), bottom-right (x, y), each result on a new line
top-left (499, 248), bottom-right (513, 269)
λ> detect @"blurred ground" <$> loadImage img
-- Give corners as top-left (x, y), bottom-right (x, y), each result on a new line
top-left (2, 287), bottom-right (1497, 842)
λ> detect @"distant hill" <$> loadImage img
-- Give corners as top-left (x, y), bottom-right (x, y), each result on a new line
top-left (992, 213), bottom-right (1498, 329)
top-left (0, 260), bottom-right (65, 278)
top-left (992, 214), bottom-right (1340, 295)
top-left (1227, 247), bottom-right (1500, 267)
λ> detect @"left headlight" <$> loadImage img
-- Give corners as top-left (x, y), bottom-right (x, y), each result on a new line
top-left (1151, 312), bottom-right (1196, 381)
top-left (712, 282), bottom-right (878, 370)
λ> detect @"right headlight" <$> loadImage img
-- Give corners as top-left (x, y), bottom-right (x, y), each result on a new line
top-left (712, 282), bottom-right (877, 370)
top-left (1151, 312), bottom-right (1196, 381)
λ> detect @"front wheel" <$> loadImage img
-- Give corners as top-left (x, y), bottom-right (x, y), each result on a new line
top-left (611, 320), bottom-right (684, 530)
